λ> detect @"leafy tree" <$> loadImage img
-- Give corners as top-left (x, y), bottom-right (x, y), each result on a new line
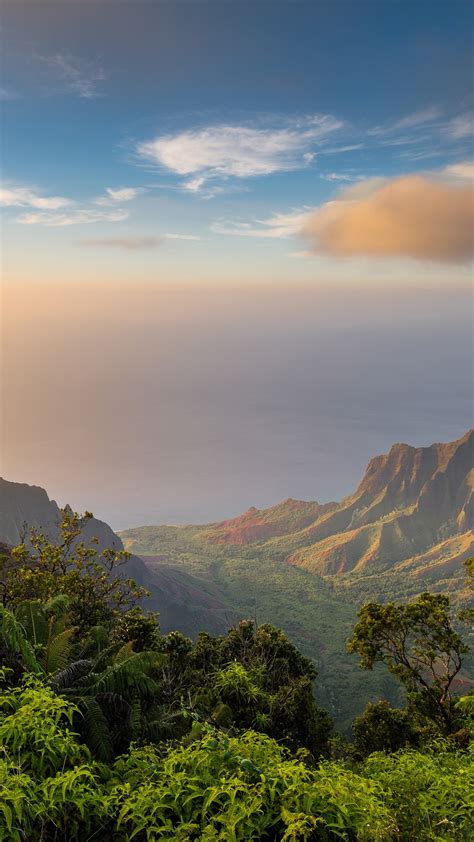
top-left (348, 592), bottom-right (468, 734)
top-left (352, 700), bottom-right (419, 756)
top-left (109, 606), bottom-right (161, 651)
top-left (1, 509), bottom-right (147, 636)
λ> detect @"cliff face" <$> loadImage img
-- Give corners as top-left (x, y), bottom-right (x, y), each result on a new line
top-left (166, 430), bottom-right (473, 593)
top-left (286, 429), bottom-right (473, 578)
top-left (0, 478), bottom-right (122, 550)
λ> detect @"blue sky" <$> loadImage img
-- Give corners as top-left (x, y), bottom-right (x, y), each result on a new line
top-left (1, 1), bottom-right (473, 526)
top-left (1, 0), bottom-right (473, 284)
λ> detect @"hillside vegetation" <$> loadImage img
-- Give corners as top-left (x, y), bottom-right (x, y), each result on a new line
top-left (120, 430), bottom-right (474, 729)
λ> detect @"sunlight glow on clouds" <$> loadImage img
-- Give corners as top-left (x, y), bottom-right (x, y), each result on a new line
top-left (302, 175), bottom-right (474, 263)
top-left (136, 115), bottom-right (343, 192)
top-left (79, 236), bottom-right (161, 249)
top-left (442, 161), bottom-right (474, 180)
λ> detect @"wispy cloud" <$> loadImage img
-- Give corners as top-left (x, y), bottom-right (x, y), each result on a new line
top-left (136, 114), bottom-right (343, 193)
top-left (164, 233), bottom-right (201, 241)
top-left (320, 172), bottom-right (360, 182)
top-left (38, 51), bottom-right (106, 99)
top-left (17, 208), bottom-right (128, 227)
top-left (78, 233), bottom-right (200, 247)
top-left (0, 87), bottom-right (20, 102)
top-left (368, 106), bottom-right (441, 136)
top-left (79, 235), bottom-right (161, 249)
top-left (211, 208), bottom-right (313, 239)
top-left (443, 112), bottom-right (474, 140)
top-left (94, 186), bottom-right (144, 206)
top-left (441, 161), bottom-right (474, 180)
top-left (0, 185), bottom-right (71, 210)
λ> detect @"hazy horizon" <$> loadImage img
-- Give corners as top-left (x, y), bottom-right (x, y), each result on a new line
top-left (1, 0), bottom-right (473, 530)
top-left (2, 280), bottom-right (472, 531)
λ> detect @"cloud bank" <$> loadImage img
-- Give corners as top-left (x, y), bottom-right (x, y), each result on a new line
top-left (302, 175), bottom-right (474, 263)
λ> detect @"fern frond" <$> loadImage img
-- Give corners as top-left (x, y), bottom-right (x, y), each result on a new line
top-left (79, 696), bottom-right (113, 762)
top-left (15, 600), bottom-right (48, 648)
top-left (50, 659), bottom-right (94, 691)
top-left (44, 627), bottom-right (77, 673)
top-left (0, 604), bottom-right (42, 673)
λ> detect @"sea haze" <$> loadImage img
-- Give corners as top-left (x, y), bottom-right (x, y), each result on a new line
top-left (2, 280), bottom-right (472, 530)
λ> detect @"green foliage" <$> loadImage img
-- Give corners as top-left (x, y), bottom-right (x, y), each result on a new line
top-left (110, 606), bottom-right (162, 651)
top-left (362, 745), bottom-right (474, 840)
top-left (348, 592), bottom-right (468, 734)
top-left (0, 679), bottom-right (86, 776)
top-left (352, 700), bottom-right (420, 756)
top-left (15, 595), bottom-right (76, 673)
top-left (0, 603), bottom-right (41, 676)
top-left (1, 689), bottom-right (472, 841)
top-left (2, 508), bottom-right (148, 636)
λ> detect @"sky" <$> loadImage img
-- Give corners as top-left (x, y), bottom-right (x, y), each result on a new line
top-left (1, 0), bottom-right (473, 529)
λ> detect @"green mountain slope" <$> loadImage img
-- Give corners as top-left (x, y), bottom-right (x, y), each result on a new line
top-left (120, 430), bottom-right (473, 730)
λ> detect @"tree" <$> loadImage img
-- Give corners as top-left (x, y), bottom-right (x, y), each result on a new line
top-left (348, 592), bottom-right (468, 734)
top-left (352, 700), bottom-right (419, 756)
top-left (0, 509), bottom-right (147, 636)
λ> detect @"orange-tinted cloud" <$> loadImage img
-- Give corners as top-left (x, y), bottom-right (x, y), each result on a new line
top-left (302, 175), bottom-right (474, 262)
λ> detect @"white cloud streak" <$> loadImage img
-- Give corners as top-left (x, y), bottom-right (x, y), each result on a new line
top-left (0, 186), bottom-right (71, 210)
top-left (443, 113), bottom-right (474, 140)
top-left (94, 186), bottom-right (144, 206)
top-left (136, 115), bottom-right (343, 192)
top-left (441, 161), bottom-right (474, 180)
top-left (368, 106), bottom-right (442, 136)
top-left (16, 209), bottom-right (129, 227)
top-left (164, 233), bottom-right (201, 241)
top-left (211, 208), bottom-right (313, 239)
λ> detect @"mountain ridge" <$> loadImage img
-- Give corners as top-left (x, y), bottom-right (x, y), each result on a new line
top-left (121, 429), bottom-right (473, 605)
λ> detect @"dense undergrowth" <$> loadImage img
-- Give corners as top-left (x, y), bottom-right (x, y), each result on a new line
top-left (1, 677), bottom-right (472, 841)
top-left (0, 512), bottom-right (472, 840)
